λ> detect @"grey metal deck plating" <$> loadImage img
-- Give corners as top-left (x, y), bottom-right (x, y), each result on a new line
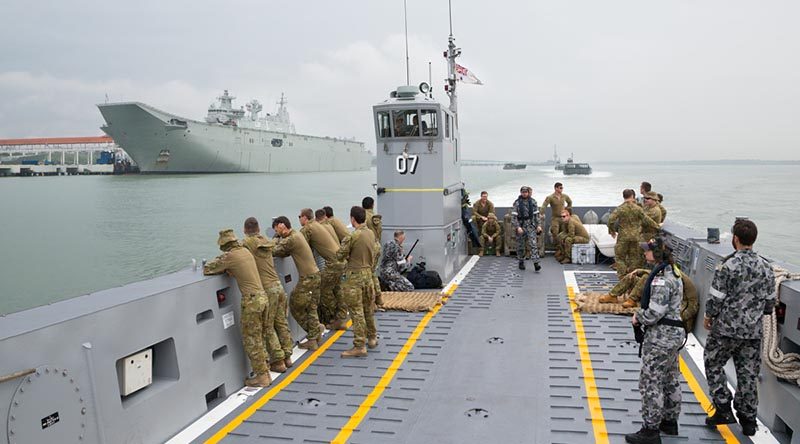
top-left (197, 258), bottom-right (755, 443)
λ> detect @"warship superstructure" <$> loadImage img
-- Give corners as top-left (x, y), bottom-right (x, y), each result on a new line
top-left (97, 91), bottom-right (371, 173)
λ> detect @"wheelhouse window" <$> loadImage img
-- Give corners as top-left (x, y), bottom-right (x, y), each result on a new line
top-left (420, 109), bottom-right (438, 136)
top-left (377, 111), bottom-right (391, 138)
top-left (391, 110), bottom-right (420, 137)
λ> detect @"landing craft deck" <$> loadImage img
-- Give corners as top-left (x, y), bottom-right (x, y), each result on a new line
top-left (192, 257), bottom-right (764, 444)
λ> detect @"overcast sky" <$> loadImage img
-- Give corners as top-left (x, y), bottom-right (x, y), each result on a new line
top-left (1, 0), bottom-right (798, 161)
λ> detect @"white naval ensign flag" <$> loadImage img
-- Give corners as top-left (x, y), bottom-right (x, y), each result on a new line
top-left (455, 64), bottom-right (484, 85)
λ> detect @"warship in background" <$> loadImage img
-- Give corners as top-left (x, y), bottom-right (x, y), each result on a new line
top-left (502, 163), bottom-right (526, 170)
top-left (97, 91), bottom-right (371, 173)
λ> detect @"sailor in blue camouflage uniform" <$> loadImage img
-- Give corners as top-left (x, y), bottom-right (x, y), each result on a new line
top-left (379, 230), bottom-right (415, 292)
top-left (703, 218), bottom-right (776, 436)
top-left (512, 186), bottom-right (543, 271)
top-left (626, 237), bottom-right (685, 444)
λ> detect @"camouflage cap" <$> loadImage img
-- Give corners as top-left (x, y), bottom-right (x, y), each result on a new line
top-left (217, 228), bottom-right (238, 246)
top-left (487, 212), bottom-right (497, 219)
top-left (643, 191), bottom-right (659, 201)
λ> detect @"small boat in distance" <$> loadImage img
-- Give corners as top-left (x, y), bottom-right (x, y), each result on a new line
top-left (562, 153), bottom-right (592, 175)
top-left (503, 163), bottom-right (526, 170)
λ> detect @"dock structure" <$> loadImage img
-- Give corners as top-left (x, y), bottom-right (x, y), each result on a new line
top-left (0, 136), bottom-right (126, 176)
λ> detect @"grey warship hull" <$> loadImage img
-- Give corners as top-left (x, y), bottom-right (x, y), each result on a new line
top-left (97, 102), bottom-right (371, 173)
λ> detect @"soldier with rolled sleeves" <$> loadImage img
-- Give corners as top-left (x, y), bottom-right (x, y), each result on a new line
top-left (703, 219), bottom-right (776, 436)
top-left (608, 189), bottom-right (660, 278)
top-left (241, 218), bottom-right (295, 372)
top-left (299, 208), bottom-right (347, 330)
top-left (556, 208), bottom-right (589, 264)
top-left (626, 238), bottom-right (685, 443)
top-left (472, 191), bottom-right (495, 233)
top-left (479, 213), bottom-right (503, 257)
top-left (323, 206), bottom-right (351, 243)
top-left (272, 216), bottom-right (324, 351)
top-left (512, 186), bottom-right (542, 271)
top-left (338, 206), bottom-right (378, 358)
top-left (541, 182), bottom-right (572, 256)
top-left (363, 196), bottom-right (384, 309)
top-left (203, 229), bottom-right (272, 387)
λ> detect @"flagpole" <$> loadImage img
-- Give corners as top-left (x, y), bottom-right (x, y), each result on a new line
top-left (404, 0), bottom-right (410, 86)
top-left (428, 61), bottom-right (432, 97)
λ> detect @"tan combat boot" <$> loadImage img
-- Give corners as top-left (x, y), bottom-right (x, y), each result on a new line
top-left (298, 338), bottom-right (319, 350)
top-left (367, 337), bottom-right (379, 349)
top-left (270, 360), bottom-right (287, 373)
top-left (495, 249), bottom-right (502, 257)
top-left (622, 298), bottom-right (638, 309)
top-left (284, 357), bottom-right (294, 368)
top-left (478, 248), bottom-right (484, 257)
top-left (245, 372), bottom-right (272, 387)
top-left (330, 319), bottom-right (348, 330)
top-left (341, 346), bottom-right (368, 358)
top-left (598, 294), bottom-right (617, 304)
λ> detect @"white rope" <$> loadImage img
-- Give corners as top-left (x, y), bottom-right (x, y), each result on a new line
top-left (761, 265), bottom-right (800, 385)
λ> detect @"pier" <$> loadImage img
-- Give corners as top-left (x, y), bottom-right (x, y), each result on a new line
top-left (0, 136), bottom-right (132, 176)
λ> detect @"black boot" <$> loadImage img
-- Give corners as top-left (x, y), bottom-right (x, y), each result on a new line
top-left (518, 260), bottom-right (526, 270)
top-left (659, 419), bottom-right (678, 436)
top-left (737, 412), bottom-right (757, 436)
top-left (625, 426), bottom-right (661, 444)
top-left (534, 262), bottom-right (541, 272)
top-left (705, 402), bottom-right (736, 426)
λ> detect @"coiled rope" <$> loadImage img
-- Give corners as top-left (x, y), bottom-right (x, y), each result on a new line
top-left (762, 265), bottom-right (800, 385)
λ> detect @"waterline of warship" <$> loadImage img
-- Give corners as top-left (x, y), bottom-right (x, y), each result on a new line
top-left (97, 91), bottom-right (371, 173)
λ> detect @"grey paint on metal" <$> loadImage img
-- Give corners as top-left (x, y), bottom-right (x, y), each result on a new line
top-left (0, 257), bottom-right (307, 444)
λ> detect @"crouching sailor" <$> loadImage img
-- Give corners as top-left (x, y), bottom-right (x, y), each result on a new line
top-left (380, 230), bottom-right (415, 291)
top-left (204, 229), bottom-right (272, 387)
top-left (627, 237), bottom-right (685, 443)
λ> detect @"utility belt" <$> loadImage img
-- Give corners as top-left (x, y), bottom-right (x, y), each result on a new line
top-left (633, 318), bottom-right (687, 357)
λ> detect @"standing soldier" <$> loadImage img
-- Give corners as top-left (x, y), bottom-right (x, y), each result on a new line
top-left (479, 213), bottom-right (503, 257)
top-left (638, 181), bottom-right (652, 206)
top-left (472, 191), bottom-right (495, 233)
top-left (203, 229), bottom-right (271, 387)
top-left (241, 217), bottom-right (294, 372)
top-left (323, 206), bottom-right (351, 243)
top-left (272, 216), bottom-right (324, 351)
top-left (299, 208), bottom-right (347, 330)
top-left (703, 219), bottom-right (776, 436)
top-left (626, 238), bottom-right (685, 443)
top-left (655, 193), bottom-right (667, 221)
top-left (363, 196), bottom-right (384, 309)
top-left (541, 182), bottom-right (573, 255)
top-left (556, 209), bottom-right (590, 264)
top-left (642, 192), bottom-right (664, 241)
top-left (338, 206), bottom-right (378, 357)
top-left (512, 186), bottom-right (543, 271)
top-left (608, 189), bottom-right (660, 278)
top-left (380, 230), bottom-right (415, 291)
top-left (316, 209), bottom-right (339, 244)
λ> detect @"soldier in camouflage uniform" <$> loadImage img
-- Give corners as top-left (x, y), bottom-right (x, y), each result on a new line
top-left (363, 196), bottom-right (384, 309)
top-left (272, 216), bottom-right (324, 351)
top-left (204, 229), bottom-right (271, 387)
top-left (479, 213), bottom-right (503, 257)
top-left (556, 209), bottom-right (589, 264)
top-left (323, 206), bottom-right (351, 243)
top-left (242, 217), bottom-right (295, 372)
top-left (299, 208), bottom-right (348, 330)
top-left (608, 189), bottom-right (660, 278)
top-left (338, 206), bottom-right (378, 358)
top-left (626, 238), bottom-right (685, 443)
top-left (472, 191), bottom-right (495, 233)
top-left (541, 182), bottom-right (573, 256)
top-left (512, 186), bottom-right (543, 271)
top-left (703, 219), bottom-right (776, 436)
top-left (642, 192), bottom-right (663, 241)
top-left (380, 230), bottom-right (415, 291)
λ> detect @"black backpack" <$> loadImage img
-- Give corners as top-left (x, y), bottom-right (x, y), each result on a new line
top-left (407, 262), bottom-right (443, 289)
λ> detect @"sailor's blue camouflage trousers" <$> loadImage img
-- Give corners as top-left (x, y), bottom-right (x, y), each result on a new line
top-left (639, 325), bottom-right (684, 428)
top-left (704, 333), bottom-right (762, 420)
top-left (515, 220), bottom-right (540, 263)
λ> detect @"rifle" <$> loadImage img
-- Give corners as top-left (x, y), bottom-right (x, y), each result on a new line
top-left (405, 239), bottom-right (419, 261)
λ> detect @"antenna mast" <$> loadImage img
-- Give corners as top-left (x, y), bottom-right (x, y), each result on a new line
top-left (404, 0), bottom-right (410, 85)
top-left (445, 0), bottom-right (461, 115)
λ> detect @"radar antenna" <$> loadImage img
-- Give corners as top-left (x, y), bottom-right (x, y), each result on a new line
top-left (404, 0), bottom-right (410, 86)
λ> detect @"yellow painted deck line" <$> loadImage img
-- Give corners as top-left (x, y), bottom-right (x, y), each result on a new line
top-left (331, 283), bottom-right (459, 444)
top-left (679, 357), bottom-right (739, 443)
top-left (567, 285), bottom-right (610, 444)
top-left (204, 322), bottom-right (352, 444)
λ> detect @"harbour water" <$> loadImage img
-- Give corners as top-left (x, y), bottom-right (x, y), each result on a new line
top-left (1, 162), bottom-right (797, 315)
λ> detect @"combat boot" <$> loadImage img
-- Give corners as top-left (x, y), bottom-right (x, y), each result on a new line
top-left (245, 372), bottom-right (272, 388)
top-left (559, 258), bottom-right (571, 264)
top-left (534, 262), bottom-right (541, 272)
top-left (329, 319), bottom-right (347, 331)
top-left (495, 249), bottom-right (502, 257)
top-left (341, 346), bottom-right (367, 358)
top-left (478, 248), bottom-right (484, 257)
top-left (598, 294), bottom-right (618, 304)
top-left (737, 413), bottom-right (757, 436)
top-left (284, 357), bottom-right (294, 368)
top-left (298, 339), bottom-right (319, 350)
top-left (518, 260), bottom-right (526, 270)
top-left (705, 402), bottom-right (736, 426)
top-left (367, 337), bottom-right (378, 349)
top-left (622, 298), bottom-right (638, 309)
top-left (624, 426), bottom-right (661, 444)
top-left (270, 360), bottom-right (287, 373)
top-left (659, 419), bottom-right (678, 436)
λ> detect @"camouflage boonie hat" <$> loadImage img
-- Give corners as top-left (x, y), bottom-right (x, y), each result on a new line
top-left (488, 212), bottom-right (497, 220)
top-left (217, 228), bottom-right (238, 246)
top-left (520, 186), bottom-right (532, 193)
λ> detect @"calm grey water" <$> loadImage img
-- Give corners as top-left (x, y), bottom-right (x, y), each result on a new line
top-left (1, 163), bottom-right (797, 315)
